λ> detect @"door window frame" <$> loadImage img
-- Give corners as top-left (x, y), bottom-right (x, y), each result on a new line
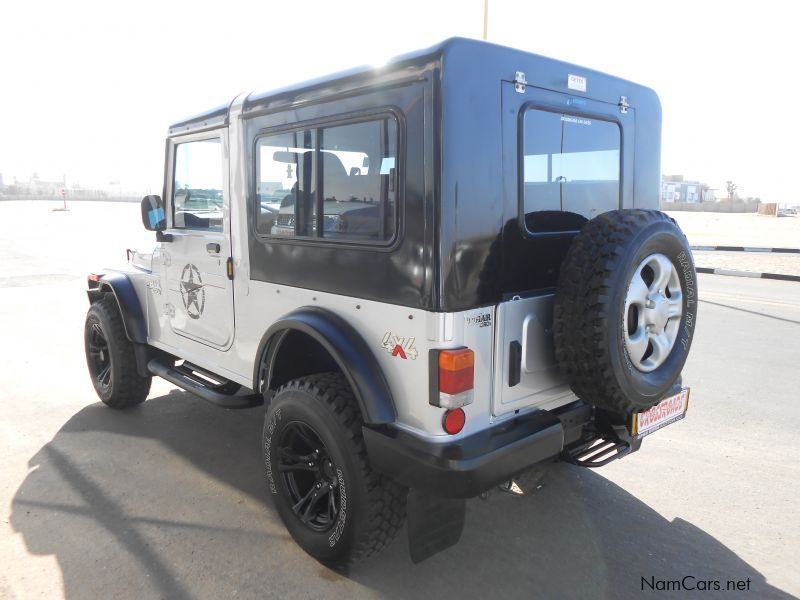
top-left (250, 107), bottom-right (405, 251)
top-left (165, 129), bottom-right (229, 234)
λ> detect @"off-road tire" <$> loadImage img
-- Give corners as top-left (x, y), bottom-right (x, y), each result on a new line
top-left (263, 372), bottom-right (406, 568)
top-left (553, 209), bottom-right (697, 415)
top-left (84, 295), bottom-right (151, 408)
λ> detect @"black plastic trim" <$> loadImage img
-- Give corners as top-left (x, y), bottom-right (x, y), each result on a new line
top-left (86, 273), bottom-right (147, 344)
top-left (254, 307), bottom-right (396, 424)
top-left (363, 407), bottom-right (574, 498)
top-left (168, 104), bottom-right (229, 135)
top-left (508, 340), bottom-right (522, 387)
top-left (148, 359), bottom-right (262, 409)
top-left (427, 349), bottom-right (441, 406)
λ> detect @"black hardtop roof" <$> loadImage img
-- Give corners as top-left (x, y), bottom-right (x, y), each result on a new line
top-left (168, 37), bottom-right (658, 135)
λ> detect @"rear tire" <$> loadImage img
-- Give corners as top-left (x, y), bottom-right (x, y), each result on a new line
top-left (84, 295), bottom-right (151, 408)
top-left (263, 373), bottom-right (406, 567)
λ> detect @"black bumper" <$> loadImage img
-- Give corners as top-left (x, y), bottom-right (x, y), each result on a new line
top-left (363, 401), bottom-right (592, 498)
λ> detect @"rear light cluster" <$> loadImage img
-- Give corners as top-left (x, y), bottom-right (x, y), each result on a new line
top-left (430, 347), bottom-right (474, 434)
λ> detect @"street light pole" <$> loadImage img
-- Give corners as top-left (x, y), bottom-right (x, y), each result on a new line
top-left (483, 0), bottom-right (489, 40)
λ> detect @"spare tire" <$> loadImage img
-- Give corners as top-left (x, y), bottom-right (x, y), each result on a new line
top-left (553, 209), bottom-right (697, 415)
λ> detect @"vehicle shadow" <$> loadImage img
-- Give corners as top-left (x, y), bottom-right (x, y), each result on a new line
top-left (11, 391), bottom-right (793, 599)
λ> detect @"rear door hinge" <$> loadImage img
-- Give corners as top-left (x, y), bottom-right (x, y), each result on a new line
top-left (226, 257), bottom-right (234, 280)
top-left (619, 95), bottom-right (629, 114)
top-left (514, 71), bottom-right (527, 94)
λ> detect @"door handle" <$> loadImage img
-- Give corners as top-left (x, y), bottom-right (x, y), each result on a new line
top-left (508, 341), bottom-right (522, 387)
top-left (206, 243), bottom-right (221, 254)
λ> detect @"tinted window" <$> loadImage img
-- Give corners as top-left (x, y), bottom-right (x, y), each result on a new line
top-left (173, 139), bottom-right (224, 230)
top-left (256, 116), bottom-right (398, 244)
top-left (522, 109), bottom-right (620, 232)
top-left (256, 130), bottom-right (316, 236)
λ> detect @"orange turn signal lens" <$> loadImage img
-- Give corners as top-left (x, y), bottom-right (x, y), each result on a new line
top-left (439, 348), bottom-right (474, 372)
top-left (438, 349), bottom-right (474, 396)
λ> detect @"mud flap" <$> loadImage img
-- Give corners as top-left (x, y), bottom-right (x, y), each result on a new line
top-left (406, 489), bottom-right (466, 563)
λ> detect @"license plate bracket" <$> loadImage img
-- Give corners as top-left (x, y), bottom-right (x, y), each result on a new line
top-left (631, 388), bottom-right (690, 439)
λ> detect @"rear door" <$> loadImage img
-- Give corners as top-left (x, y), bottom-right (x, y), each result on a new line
top-left (492, 79), bottom-right (634, 416)
top-left (161, 130), bottom-right (235, 350)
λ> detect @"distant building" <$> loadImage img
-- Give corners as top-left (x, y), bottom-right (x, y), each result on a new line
top-left (661, 175), bottom-right (715, 204)
top-left (12, 173), bottom-right (66, 196)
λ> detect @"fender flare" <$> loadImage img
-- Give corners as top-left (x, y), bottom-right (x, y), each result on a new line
top-left (254, 307), bottom-right (396, 425)
top-left (86, 273), bottom-right (147, 344)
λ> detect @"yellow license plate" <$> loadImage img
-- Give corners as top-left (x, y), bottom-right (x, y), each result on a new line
top-left (631, 388), bottom-right (690, 439)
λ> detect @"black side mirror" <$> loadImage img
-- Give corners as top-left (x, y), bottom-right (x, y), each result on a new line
top-left (141, 195), bottom-right (166, 231)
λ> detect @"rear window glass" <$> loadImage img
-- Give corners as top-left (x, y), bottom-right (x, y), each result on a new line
top-left (522, 108), bottom-right (620, 233)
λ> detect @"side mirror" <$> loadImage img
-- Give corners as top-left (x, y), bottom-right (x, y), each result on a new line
top-left (141, 195), bottom-right (166, 231)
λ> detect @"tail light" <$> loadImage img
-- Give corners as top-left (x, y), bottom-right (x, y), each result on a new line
top-left (430, 348), bottom-right (474, 409)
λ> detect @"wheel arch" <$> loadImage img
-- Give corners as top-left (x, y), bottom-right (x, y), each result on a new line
top-left (254, 307), bottom-right (396, 425)
top-left (86, 273), bottom-right (147, 344)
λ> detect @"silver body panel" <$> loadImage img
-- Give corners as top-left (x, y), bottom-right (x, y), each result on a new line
top-left (116, 88), bottom-right (577, 442)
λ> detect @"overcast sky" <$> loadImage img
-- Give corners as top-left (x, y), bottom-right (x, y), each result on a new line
top-left (1, 0), bottom-right (797, 201)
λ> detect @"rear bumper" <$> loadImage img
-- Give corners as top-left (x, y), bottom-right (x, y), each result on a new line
top-left (363, 401), bottom-right (593, 498)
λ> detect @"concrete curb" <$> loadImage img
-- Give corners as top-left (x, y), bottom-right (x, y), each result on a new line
top-left (691, 245), bottom-right (800, 254)
top-left (696, 267), bottom-right (800, 282)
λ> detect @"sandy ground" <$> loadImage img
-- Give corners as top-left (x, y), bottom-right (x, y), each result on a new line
top-left (688, 251), bottom-right (800, 277)
top-left (1, 201), bottom-right (799, 599)
top-left (667, 212), bottom-right (800, 275)
top-left (666, 212), bottom-right (800, 247)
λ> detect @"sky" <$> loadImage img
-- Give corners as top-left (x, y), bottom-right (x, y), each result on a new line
top-left (1, 0), bottom-right (798, 202)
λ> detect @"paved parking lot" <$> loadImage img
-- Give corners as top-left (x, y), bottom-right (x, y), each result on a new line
top-left (1, 201), bottom-right (798, 599)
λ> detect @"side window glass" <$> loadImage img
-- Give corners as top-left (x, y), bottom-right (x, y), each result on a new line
top-left (256, 130), bottom-right (316, 237)
top-left (173, 139), bottom-right (224, 231)
top-left (318, 118), bottom-right (397, 242)
top-left (255, 115), bottom-right (398, 244)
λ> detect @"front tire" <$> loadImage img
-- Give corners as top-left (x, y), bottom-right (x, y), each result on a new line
top-left (263, 373), bottom-right (406, 567)
top-left (84, 295), bottom-right (151, 408)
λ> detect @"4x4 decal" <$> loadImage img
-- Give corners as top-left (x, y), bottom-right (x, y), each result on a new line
top-left (180, 264), bottom-right (206, 319)
top-left (381, 332), bottom-right (418, 360)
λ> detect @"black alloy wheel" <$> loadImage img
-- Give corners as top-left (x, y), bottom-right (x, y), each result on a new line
top-left (84, 295), bottom-right (151, 408)
top-left (263, 373), bottom-right (407, 566)
top-left (87, 321), bottom-right (113, 393)
top-left (278, 421), bottom-right (340, 532)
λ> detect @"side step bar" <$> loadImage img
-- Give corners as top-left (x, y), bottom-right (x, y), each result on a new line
top-left (561, 435), bottom-right (631, 468)
top-left (147, 359), bottom-right (262, 409)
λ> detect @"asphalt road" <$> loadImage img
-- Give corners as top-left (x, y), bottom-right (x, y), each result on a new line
top-left (1, 201), bottom-right (798, 599)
